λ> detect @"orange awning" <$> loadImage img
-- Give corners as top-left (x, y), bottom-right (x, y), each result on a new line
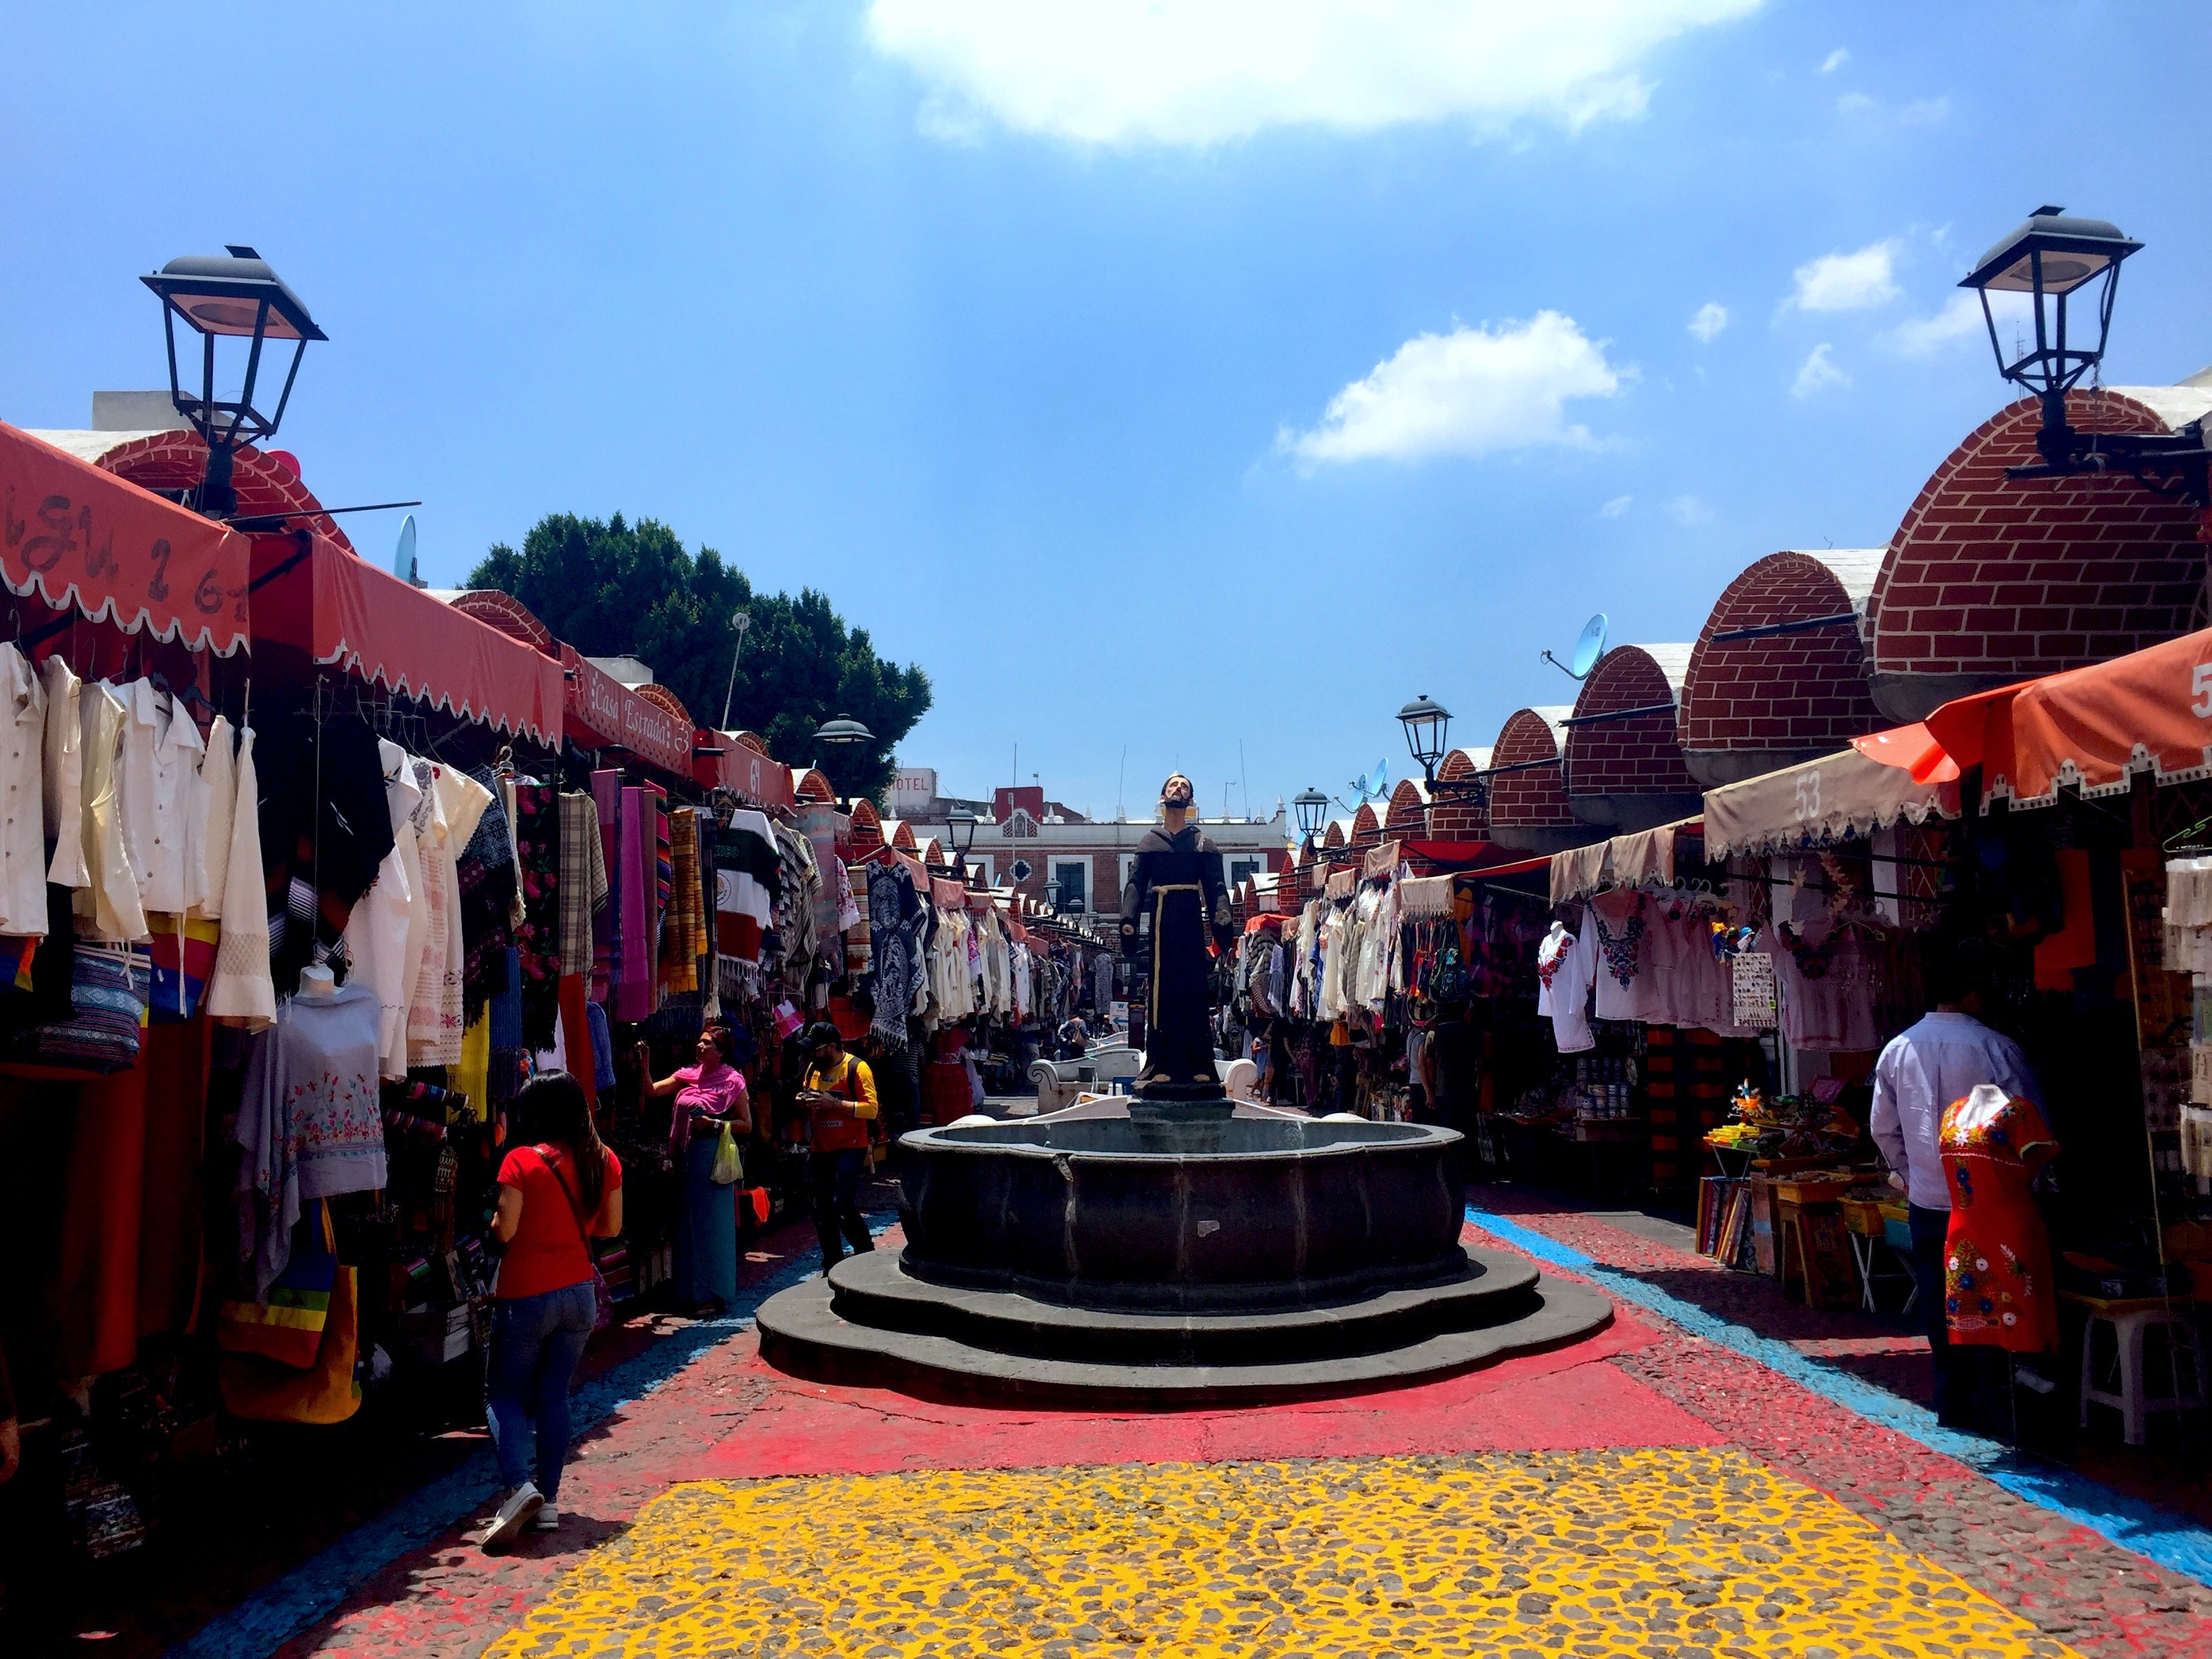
top-left (1851, 722), bottom-right (1961, 785)
top-left (1, 419), bottom-right (250, 654)
top-left (1985, 626), bottom-right (2212, 804)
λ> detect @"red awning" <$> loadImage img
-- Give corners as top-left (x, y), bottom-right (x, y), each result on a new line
top-left (1, 419), bottom-right (250, 654)
top-left (250, 536), bottom-right (565, 742)
top-left (692, 733), bottom-right (795, 811)
top-left (558, 647), bottom-right (693, 777)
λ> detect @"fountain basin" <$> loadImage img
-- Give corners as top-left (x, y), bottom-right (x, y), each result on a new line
top-left (896, 1113), bottom-right (1465, 1311)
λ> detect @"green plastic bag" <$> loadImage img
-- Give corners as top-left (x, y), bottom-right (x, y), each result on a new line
top-left (710, 1121), bottom-right (743, 1185)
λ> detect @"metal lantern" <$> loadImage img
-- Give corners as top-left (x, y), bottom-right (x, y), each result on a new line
top-left (1961, 207), bottom-right (2139, 415)
top-left (1958, 207), bottom-right (2207, 501)
top-left (946, 807), bottom-right (980, 857)
top-left (142, 245), bottom-right (325, 518)
top-left (813, 715), bottom-right (874, 750)
top-left (1396, 694), bottom-right (1452, 787)
top-left (1292, 787), bottom-right (1330, 841)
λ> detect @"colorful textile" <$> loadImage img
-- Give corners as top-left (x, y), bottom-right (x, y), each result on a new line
top-left (146, 912), bottom-right (218, 1023)
top-left (558, 790), bottom-right (609, 979)
top-left (590, 771), bottom-right (619, 1001)
top-left (867, 860), bottom-right (925, 1053)
top-left (615, 788), bottom-right (655, 1022)
top-left (660, 807), bottom-right (705, 995)
top-left (460, 766), bottom-right (520, 1023)
top-left (512, 783), bottom-right (560, 1048)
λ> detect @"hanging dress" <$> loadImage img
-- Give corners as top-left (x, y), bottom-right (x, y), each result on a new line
top-left (1940, 1083), bottom-right (2061, 1353)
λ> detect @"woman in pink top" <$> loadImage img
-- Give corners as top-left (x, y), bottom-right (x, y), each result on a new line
top-left (640, 1023), bottom-right (752, 1149)
top-left (638, 1025), bottom-right (749, 1307)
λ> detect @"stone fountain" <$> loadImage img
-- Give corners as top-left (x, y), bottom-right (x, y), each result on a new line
top-left (755, 1099), bottom-right (1612, 1404)
top-left (758, 778), bottom-right (1609, 1402)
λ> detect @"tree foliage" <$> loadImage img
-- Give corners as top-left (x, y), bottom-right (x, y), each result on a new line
top-left (468, 512), bottom-right (929, 802)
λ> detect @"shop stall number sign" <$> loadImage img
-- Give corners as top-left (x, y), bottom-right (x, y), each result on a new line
top-left (1732, 951), bottom-right (1778, 1029)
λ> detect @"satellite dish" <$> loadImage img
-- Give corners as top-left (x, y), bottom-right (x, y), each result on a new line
top-left (1570, 613), bottom-right (1609, 678)
top-left (393, 514), bottom-right (418, 583)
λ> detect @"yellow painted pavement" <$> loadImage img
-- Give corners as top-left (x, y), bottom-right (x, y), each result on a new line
top-left (487, 1448), bottom-right (2078, 1658)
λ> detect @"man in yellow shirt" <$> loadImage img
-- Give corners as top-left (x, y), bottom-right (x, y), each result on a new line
top-left (798, 1023), bottom-right (878, 1267)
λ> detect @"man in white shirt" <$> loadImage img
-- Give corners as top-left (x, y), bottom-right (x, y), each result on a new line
top-left (1870, 937), bottom-right (2040, 1427)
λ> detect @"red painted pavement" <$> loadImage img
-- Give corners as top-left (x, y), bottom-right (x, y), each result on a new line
top-left (703, 1305), bottom-right (1715, 1480)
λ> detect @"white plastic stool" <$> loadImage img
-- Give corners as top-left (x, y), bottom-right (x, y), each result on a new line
top-left (2078, 1305), bottom-right (2205, 1446)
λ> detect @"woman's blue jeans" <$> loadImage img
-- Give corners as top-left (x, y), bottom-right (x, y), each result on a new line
top-left (484, 1281), bottom-right (597, 1499)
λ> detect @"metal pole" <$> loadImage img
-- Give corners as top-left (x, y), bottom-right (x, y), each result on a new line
top-left (719, 609), bottom-right (751, 730)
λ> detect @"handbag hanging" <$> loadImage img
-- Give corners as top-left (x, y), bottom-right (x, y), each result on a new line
top-left (710, 1120), bottom-right (743, 1185)
top-left (10, 941), bottom-right (147, 1072)
top-left (218, 1202), bottom-right (338, 1367)
top-left (218, 1258), bottom-right (363, 1425)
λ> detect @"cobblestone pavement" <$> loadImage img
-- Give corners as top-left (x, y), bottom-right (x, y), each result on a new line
top-left (485, 1452), bottom-right (2077, 1659)
top-left (217, 1200), bottom-right (2212, 1659)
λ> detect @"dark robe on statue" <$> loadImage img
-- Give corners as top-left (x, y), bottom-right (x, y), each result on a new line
top-left (1120, 823), bottom-right (1233, 1101)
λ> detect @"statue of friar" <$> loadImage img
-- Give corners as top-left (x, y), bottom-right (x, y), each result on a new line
top-left (1119, 773), bottom-right (1233, 1101)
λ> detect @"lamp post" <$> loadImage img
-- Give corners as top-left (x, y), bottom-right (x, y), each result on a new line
top-left (1292, 787), bottom-right (1329, 845)
top-left (812, 714), bottom-right (874, 808)
top-left (718, 609), bottom-right (752, 731)
top-left (1961, 205), bottom-right (2209, 504)
top-left (142, 245), bottom-right (326, 520)
top-left (946, 807), bottom-right (980, 886)
top-left (1396, 694), bottom-right (1451, 789)
top-left (1043, 877), bottom-right (1065, 916)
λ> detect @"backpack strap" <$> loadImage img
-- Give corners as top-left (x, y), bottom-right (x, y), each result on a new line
top-left (537, 1145), bottom-right (596, 1249)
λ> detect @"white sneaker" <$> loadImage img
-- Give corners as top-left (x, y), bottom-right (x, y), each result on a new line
top-left (530, 1504), bottom-right (560, 1533)
top-left (482, 1483), bottom-right (543, 1551)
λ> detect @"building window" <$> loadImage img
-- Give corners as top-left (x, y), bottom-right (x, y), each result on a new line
top-left (1228, 858), bottom-right (1261, 888)
top-left (1117, 853), bottom-right (1135, 908)
top-left (1050, 858), bottom-right (1088, 913)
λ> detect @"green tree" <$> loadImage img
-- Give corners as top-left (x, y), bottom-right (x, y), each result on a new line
top-left (469, 512), bottom-right (929, 802)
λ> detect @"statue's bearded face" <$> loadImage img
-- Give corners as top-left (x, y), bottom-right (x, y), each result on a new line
top-left (1160, 775), bottom-right (1195, 810)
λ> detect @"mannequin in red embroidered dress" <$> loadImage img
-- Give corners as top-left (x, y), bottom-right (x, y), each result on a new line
top-left (1939, 1084), bottom-right (2060, 1353)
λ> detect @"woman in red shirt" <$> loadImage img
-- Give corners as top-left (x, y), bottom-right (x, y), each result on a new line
top-left (481, 1071), bottom-right (622, 1550)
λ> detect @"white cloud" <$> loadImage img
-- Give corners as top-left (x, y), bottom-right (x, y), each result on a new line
top-left (1687, 301), bottom-right (1729, 342)
top-left (865, 0), bottom-right (1765, 147)
top-left (1881, 292), bottom-right (1982, 358)
top-left (1601, 495), bottom-right (1634, 518)
top-left (1898, 96), bottom-right (1948, 125)
top-left (1281, 311), bottom-right (1629, 465)
top-left (1664, 494), bottom-right (1713, 526)
top-left (1835, 90), bottom-right (1873, 114)
top-left (1820, 47), bottom-right (1849, 74)
top-left (1882, 289), bottom-right (2029, 359)
top-left (1791, 343), bottom-right (1849, 398)
top-left (1788, 239), bottom-right (1900, 312)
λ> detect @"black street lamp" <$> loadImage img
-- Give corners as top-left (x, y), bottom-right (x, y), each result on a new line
top-left (1961, 205), bottom-right (2209, 504)
top-left (946, 807), bottom-right (980, 884)
top-left (1397, 694), bottom-right (1451, 788)
top-left (812, 714), bottom-right (874, 806)
top-left (1292, 786), bottom-right (1330, 844)
top-left (142, 245), bottom-right (326, 519)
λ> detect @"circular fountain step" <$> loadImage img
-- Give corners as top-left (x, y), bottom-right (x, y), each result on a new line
top-left (827, 1246), bottom-right (1538, 1367)
top-left (754, 1245), bottom-right (1613, 1406)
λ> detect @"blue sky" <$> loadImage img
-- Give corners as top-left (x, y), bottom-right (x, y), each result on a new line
top-left (7, 2), bottom-right (2211, 823)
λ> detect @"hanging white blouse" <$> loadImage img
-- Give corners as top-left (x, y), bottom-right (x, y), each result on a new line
top-left (74, 682), bottom-right (146, 943)
top-left (39, 653), bottom-right (86, 890)
top-left (118, 677), bottom-right (208, 916)
top-left (196, 716), bottom-right (235, 920)
top-left (0, 644), bottom-right (47, 936)
top-left (1536, 909), bottom-right (1598, 1054)
top-left (412, 764), bottom-right (491, 1068)
top-left (205, 725), bottom-right (276, 1028)
top-left (343, 739), bottom-right (423, 1077)
top-left (1590, 889), bottom-right (1666, 1024)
